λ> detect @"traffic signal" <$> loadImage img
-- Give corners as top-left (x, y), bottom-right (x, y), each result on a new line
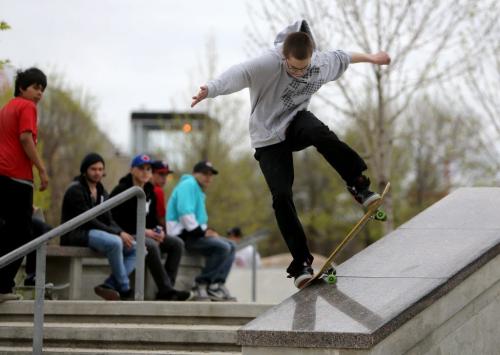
top-left (182, 122), bottom-right (192, 133)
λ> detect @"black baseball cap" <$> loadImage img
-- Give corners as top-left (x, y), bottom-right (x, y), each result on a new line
top-left (193, 160), bottom-right (218, 175)
top-left (152, 160), bottom-right (174, 174)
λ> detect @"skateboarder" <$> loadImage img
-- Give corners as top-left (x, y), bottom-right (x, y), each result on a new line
top-left (191, 20), bottom-right (391, 288)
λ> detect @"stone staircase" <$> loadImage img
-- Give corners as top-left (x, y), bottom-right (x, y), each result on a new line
top-left (0, 300), bottom-right (272, 354)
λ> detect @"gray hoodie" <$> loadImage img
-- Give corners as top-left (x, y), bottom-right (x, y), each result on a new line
top-left (206, 20), bottom-right (351, 148)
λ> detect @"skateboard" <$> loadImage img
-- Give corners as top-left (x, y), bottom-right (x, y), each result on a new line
top-left (15, 282), bottom-right (70, 300)
top-left (300, 182), bottom-right (391, 289)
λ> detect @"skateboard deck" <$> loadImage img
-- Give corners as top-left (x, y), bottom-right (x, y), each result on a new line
top-left (300, 182), bottom-right (391, 289)
top-left (15, 282), bottom-right (70, 300)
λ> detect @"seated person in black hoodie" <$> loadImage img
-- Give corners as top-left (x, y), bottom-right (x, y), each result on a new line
top-left (110, 154), bottom-right (192, 301)
top-left (61, 153), bottom-right (136, 300)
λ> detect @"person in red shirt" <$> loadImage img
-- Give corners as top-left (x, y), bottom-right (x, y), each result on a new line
top-left (151, 160), bottom-right (173, 228)
top-left (0, 67), bottom-right (48, 302)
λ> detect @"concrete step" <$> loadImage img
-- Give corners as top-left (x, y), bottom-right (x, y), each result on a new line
top-left (0, 300), bottom-right (272, 325)
top-left (0, 346), bottom-right (240, 355)
top-left (0, 322), bottom-right (241, 352)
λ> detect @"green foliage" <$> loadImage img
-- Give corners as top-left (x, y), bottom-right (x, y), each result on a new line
top-left (0, 21), bottom-right (11, 69)
top-left (33, 74), bottom-right (124, 224)
top-left (0, 21), bottom-right (10, 30)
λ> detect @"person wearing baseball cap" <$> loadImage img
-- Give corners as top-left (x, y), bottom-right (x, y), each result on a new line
top-left (192, 160), bottom-right (218, 175)
top-left (151, 160), bottom-right (173, 228)
top-left (166, 160), bottom-right (236, 301)
top-left (110, 154), bottom-right (192, 301)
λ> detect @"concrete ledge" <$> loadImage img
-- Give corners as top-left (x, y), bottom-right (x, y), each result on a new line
top-left (0, 300), bottom-right (272, 319)
top-left (238, 188), bottom-right (500, 351)
top-left (46, 245), bottom-right (102, 258)
top-left (0, 322), bottom-right (241, 352)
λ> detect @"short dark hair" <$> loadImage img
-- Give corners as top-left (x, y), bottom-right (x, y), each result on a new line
top-left (283, 32), bottom-right (314, 60)
top-left (14, 67), bottom-right (47, 97)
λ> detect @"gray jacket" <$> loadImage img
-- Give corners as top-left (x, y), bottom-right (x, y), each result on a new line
top-left (206, 19), bottom-right (351, 148)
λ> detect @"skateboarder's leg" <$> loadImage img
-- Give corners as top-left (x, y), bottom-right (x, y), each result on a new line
top-left (254, 142), bottom-right (313, 275)
top-left (287, 111), bottom-right (367, 184)
top-left (288, 111), bottom-right (380, 207)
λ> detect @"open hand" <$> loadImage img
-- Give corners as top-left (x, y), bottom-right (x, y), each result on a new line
top-left (191, 85), bottom-right (208, 107)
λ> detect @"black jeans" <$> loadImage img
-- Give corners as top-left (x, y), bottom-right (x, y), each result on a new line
top-left (0, 176), bottom-right (33, 293)
top-left (25, 217), bottom-right (52, 277)
top-left (254, 111), bottom-right (367, 275)
top-left (144, 235), bottom-right (184, 292)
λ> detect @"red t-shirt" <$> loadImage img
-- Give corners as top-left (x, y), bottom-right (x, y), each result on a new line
top-left (153, 185), bottom-right (166, 223)
top-left (0, 97), bottom-right (38, 181)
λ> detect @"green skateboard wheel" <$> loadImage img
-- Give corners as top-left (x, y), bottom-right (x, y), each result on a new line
top-left (374, 209), bottom-right (387, 221)
top-left (325, 274), bottom-right (337, 284)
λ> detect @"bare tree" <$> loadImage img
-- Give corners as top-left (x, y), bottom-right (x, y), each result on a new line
top-left (246, 0), bottom-right (498, 230)
top-left (37, 76), bottom-right (124, 225)
top-left (461, 14), bottom-right (500, 161)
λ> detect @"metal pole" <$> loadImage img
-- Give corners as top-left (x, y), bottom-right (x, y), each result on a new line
top-left (251, 242), bottom-right (257, 302)
top-left (32, 243), bottom-right (47, 354)
top-left (134, 193), bottom-right (146, 301)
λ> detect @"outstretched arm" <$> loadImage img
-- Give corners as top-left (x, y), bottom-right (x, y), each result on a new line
top-left (191, 52), bottom-right (276, 108)
top-left (190, 62), bottom-right (251, 108)
top-left (351, 51), bottom-right (391, 65)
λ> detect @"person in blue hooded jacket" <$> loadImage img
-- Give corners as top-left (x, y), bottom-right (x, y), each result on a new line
top-left (167, 161), bottom-right (236, 301)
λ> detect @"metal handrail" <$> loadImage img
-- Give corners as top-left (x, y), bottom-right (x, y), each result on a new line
top-left (232, 229), bottom-right (269, 302)
top-left (0, 186), bottom-right (146, 355)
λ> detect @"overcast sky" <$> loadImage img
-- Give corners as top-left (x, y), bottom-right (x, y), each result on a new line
top-left (1, 0), bottom-right (255, 152)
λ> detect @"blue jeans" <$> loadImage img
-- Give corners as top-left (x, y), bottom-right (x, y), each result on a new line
top-left (88, 229), bottom-right (136, 292)
top-left (183, 235), bottom-right (235, 285)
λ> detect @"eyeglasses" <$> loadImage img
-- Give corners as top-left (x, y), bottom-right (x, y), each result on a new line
top-left (285, 59), bottom-right (311, 75)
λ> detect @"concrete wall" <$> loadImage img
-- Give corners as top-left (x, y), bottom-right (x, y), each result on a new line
top-left (242, 254), bottom-right (500, 355)
top-left (239, 188), bottom-right (500, 354)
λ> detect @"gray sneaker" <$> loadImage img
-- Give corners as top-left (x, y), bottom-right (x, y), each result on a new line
top-left (207, 283), bottom-right (237, 302)
top-left (191, 283), bottom-right (211, 301)
top-left (293, 266), bottom-right (314, 288)
top-left (348, 175), bottom-right (381, 208)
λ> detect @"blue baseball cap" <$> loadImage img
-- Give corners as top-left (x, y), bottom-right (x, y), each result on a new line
top-left (131, 154), bottom-right (152, 168)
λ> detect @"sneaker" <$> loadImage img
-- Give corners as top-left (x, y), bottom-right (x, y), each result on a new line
top-left (290, 265), bottom-right (314, 289)
top-left (347, 175), bottom-right (381, 208)
top-left (191, 283), bottom-right (211, 301)
top-left (207, 283), bottom-right (226, 302)
top-left (156, 289), bottom-right (194, 301)
top-left (207, 283), bottom-right (237, 302)
top-left (119, 289), bottom-right (134, 301)
top-left (94, 284), bottom-right (120, 301)
top-left (0, 292), bottom-right (23, 303)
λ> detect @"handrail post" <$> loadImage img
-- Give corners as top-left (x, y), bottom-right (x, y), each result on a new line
top-left (134, 193), bottom-right (146, 301)
top-left (0, 186), bottom-right (147, 353)
top-left (251, 242), bottom-right (257, 302)
top-left (33, 243), bottom-right (46, 354)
